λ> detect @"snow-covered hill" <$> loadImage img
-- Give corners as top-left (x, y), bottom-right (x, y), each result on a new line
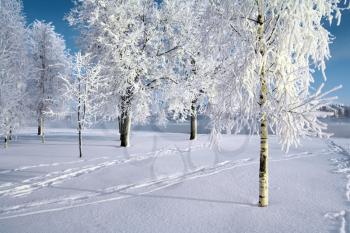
top-left (0, 128), bottom-right (349, 233)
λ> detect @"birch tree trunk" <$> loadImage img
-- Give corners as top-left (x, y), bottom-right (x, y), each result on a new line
top-left (119, 90), bottom-right (132, 147)
top-left (77, 75), bottom-right (83, 158)
top-left (118, 116), bottom-right (122, 141)
top-left (40, 116), bottom-right (45, 144)
top-left (39, 38), bottom-right (46, 143)
top-left (77, 106), bottom-right (83, 158)
top-left (257, 0), bottom-right (269, 207)
top-left (120, 112), bottom-right (131, 147)
top-left (4, 135), bottom-right (8, 148)
top-left (9, 128), bottom-right (13, 140)
top-left (38, 117), bottom-right (42, 136)
top-left (78, 124), bottom-right (82, 158)
top-left (38, 114), bottom-right (45, 142)
top-left (190, 99), bottom-right (197, 140)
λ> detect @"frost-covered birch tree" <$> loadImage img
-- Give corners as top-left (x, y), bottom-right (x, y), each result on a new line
top-left (28, 20), bottom-right (70, 143)
top-left (68, 0), bottom-right (173, 147)
top-left (0, 0), bottom-right (29, 147)
top-left (60, 52), bottom-right (103, 158)
top-left (157, 0), bottom-right (225, 140)
top-left (209, 0), bottom-right (348, 207)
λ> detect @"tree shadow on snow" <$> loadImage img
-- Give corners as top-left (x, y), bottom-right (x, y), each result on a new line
top-left (51, 185), bottom-right (255, 208)
top-left (118, 191), bottom-right (256, 207)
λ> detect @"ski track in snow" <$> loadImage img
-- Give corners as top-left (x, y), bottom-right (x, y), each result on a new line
top-left (0, 157), bottom-right (109, 189)
top-left (0, 157), bottom-right (108, 175)
top-left (0, 158), bottom-right (252, 218)
top-left (325, 139), bottom-right (350, 233)
top-left (0, 144), bottom-right (207, 198)
top-left (0, 149), bottom-right (327, 220)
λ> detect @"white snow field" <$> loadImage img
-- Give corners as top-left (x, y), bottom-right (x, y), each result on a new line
top-left (0, 128), bottom-right (349, 233)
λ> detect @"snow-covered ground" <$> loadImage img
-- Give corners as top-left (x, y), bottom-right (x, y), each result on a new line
top-left (0, 128), bottom-right (349, 233)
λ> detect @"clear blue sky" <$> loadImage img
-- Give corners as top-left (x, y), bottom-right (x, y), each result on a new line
top-left (22, 0), bottom-right (350, 105)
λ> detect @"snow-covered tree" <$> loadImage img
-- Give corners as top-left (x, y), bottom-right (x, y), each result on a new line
top-left (209, 0), bottom-right (348, 207)
top-left (156, 0), bottom-right (227, 140)
top-left (68, 0), bottom-right (174, 147)
top-left (59, 52), bottom-right (104, 158)
top-left (0, 0), bottom-right (29, 147)
top-left (27, 20), bottom-right (70, 143)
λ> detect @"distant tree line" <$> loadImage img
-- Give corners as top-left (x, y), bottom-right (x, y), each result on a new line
top-left (320, 104), bottom-right (350, 118)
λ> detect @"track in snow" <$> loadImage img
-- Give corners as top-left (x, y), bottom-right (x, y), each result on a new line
top-left (325, 139), bottom-right (350, 233)
top-left (0, 149), bottom-right (326, 220)
top-left (0, 144), bottom-right (207, 197)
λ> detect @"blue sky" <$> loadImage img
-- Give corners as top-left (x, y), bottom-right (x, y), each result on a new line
top-left (319, 11), bottom-right (350, 105)
top-left (22, 0), bottom-right (350, 105)
top-left (23, 0), bottom-right (76, 51)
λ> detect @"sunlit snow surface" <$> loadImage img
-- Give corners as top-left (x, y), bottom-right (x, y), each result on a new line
top-left (0, 127), bottom-right (349, 233)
